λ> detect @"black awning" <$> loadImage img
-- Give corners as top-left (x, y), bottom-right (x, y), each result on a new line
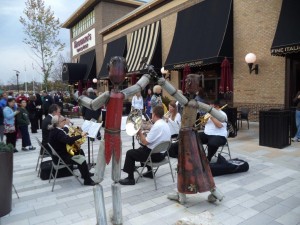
top-left (126, 21), bottom-right (161, 74)
top-left (80, 49), bottom-right (96, 80)
top-left (164, 0), bottom-right (233, 70)
top-left (98, 36), bottom-right (127, 79)
top-left (62, 63), bottom-right (86, 84)
top-left (271, 0), bottom-right (300, 56)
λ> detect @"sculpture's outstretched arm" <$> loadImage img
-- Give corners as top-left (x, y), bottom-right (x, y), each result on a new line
top-left (78, 91), bottom-right (110, 110)
top-left (121, 74), bottom-right (151, 99)
top-left (158, 77), bottom-right (226, 123)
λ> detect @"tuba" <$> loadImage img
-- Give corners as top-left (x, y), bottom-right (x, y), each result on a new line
top-left (66, 126), bottom-right (86, 156)
top-left (125, 109), bottom-right (143, 136)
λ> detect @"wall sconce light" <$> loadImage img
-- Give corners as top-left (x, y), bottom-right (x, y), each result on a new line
top-left (245, 53), bottom-right (259, 74)
top-left (92, 78), bottom-right (98, 84)
top-left (161, 67), bottom-right (171, 80)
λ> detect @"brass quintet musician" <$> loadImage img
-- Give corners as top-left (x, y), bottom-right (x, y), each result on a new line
top-left (157, 73), bottom-right (225, 204)
top-left (48, 115), bottom-right (95, 186)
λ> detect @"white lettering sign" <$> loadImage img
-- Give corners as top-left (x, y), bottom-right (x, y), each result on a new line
top-left (72, 28), bottom-right (95, 57)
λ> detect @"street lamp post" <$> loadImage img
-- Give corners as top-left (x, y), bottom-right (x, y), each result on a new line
top-left (13, 70), bottom-right (20, 93)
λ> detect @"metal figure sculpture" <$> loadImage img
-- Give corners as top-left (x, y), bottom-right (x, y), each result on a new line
top-left (157, 73), bottom-right (226, 204)
top-left (76, 56), bottom-right (155, 225)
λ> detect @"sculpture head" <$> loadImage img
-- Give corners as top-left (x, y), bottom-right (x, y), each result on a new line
top-left (108, 56), bottom-right (127, 86)
top-left (185, 74), bottom-right (200, 95)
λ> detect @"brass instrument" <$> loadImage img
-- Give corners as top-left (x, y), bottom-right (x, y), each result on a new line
top-left (66, 126), bottom-right (86, 156)
top-left (125, 109), bottom-right (143, 136)
top-left (195, 104), bottom-right (228, 128)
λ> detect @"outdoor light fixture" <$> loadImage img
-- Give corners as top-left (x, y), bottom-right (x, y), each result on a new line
top-left (92, 78), bottom-right (98, 83)
top-left (13, 70), bottom-right (20, 93)
top-left (161, 67), bottom-right (170, 80)
top-left (245, 53), bottom-right (259, 74)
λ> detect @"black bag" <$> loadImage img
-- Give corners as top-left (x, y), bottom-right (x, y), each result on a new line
top-left (209, 154), bottom-right (249, 176)
top-left (40, 160), bottom-right (74, 180)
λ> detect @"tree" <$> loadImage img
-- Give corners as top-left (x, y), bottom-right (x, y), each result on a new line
top-left (51, 52), bottom-right (70, 81)
top-left (20, 0), bottom-right (65, 91)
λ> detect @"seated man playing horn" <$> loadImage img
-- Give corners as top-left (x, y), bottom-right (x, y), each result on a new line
top-left (198, 99), bottom-right (228, 162)
top-left (48, 115), bottom-right (95, 186)
top-left (120, 105), bottom-right (171, 185)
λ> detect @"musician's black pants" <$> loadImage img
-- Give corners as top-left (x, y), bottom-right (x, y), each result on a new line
top-left (123, 146), bottom-right (165, 178)
top-left (198, 132), bottom-right (226, 162)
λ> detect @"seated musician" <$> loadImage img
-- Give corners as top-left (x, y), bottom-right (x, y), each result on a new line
top-left (198, 99), bottom-right (228, 162)
top-left (48, 115), bottom-right (95, 186)
top-left (165, 100), bottom-right (181, 139)
top-left (119, 105), bottom-right (171, 185)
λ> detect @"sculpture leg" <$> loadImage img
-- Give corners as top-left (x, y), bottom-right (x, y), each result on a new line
top-left (208, 187), bottom-right (224, 203)
top-left (167, 192), bottom-right (187, 204)
top-left (94, 140), bottom-right (106, 183)
top-left (94, 184), bottom-right (107, 225)
top-left (111, 140), bottom-right (123, 225)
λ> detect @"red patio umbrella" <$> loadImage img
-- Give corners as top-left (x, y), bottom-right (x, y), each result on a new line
top-left (78, 80), bottom-right (83, 96)
top-left (219, 57), bottom-right (233, 96)
top-left (182, 64), bottom-right (191, 93)
top-left (86, 79), bottom-right (92, 89)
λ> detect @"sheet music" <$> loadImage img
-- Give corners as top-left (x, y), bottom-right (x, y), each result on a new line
top-left (81, 120), bottom-right (102, 138)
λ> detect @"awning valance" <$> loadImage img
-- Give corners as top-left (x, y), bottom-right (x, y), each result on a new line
top-left (164, 0), bottom-right (233, 70)
top-left (80, 49), bottom-right (96, 80)
top-left (98, 36), bottom-right (127, 79)
top-left (126, 21), bottom-right (161, 74)
top-left (62, 63), bottom-right (86, 84)
top-left (271, 0), bottom-right (300, 56)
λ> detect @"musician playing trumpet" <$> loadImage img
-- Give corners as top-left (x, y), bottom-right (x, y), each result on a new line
top-left (198, 99), bottom-right (228, 162)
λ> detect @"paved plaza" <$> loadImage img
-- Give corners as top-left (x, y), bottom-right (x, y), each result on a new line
top-left (1, 118), bottom-right (300, 225)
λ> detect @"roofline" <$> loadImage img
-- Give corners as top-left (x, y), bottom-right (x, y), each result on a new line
top-left (62, 0), bottom-right (145, 29)
top-left (99, 0), bottom-right (166, 35)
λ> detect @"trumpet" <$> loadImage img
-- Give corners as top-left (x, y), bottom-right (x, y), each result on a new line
top-left (195, 104), bottom-right (228, 128)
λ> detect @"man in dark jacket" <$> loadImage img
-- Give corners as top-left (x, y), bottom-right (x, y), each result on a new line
top-left (41, 104), bottom-right (61, 153)
top-left (42, 91), bottom-right (54, 117)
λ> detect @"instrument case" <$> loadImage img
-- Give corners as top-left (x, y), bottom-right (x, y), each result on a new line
top-left (40, 160), bottom-right (74, 180)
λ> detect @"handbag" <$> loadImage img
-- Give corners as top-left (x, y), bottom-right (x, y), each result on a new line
top-left (4, 123), bottom-right (16, 134)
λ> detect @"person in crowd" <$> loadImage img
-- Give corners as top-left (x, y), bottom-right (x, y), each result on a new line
top-left (48, 115), bottom-right (95, 186)
top-left (41, 104), bottom-right (61, 151)
top-left (119, 105), bottom-right (171, 185)
top-left (35, 93), bottom-right (43, 129)
top-left (198, 99), bottom-right (228, 162)
top-left (131, 92), bottom-right (144, 111)
top-left (3, 98), bottom-right (19, 152)
top-left (292, 90), bottom-right (300, 142)
top-left (16, 99), bottom-right (36, 151)
top-left (54, 92), bottom-right (64, 112)
top-left (144, 88), bottom-right (152, 119)
top-left (0, 100), bottom-right (4, 142)
top-left (27, 94), bottom-right (38, 133)
top-left (0, 92), bottom-right (8, 108)
top-left (42, 91), bottom-right (54, 117)
top-left (16, 91), bottom-right (28, 104)
top-left (165, 100), bottom-right (181, 138)
top-left (81, 88), bottom-right (101, 121)
top-left (150, 85), bottom-right (163, 112)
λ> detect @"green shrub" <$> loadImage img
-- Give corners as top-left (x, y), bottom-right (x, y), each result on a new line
top-left (0, 142), bottom-right (14, 153)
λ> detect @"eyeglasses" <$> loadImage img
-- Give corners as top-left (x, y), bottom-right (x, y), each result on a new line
top-left (59, 118), bottom-right (66, 122)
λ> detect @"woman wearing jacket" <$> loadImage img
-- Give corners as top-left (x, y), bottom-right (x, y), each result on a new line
top-left (3, 98), bottom-right (19, 152)
top-left (16, 99), bottom-right (36, 151)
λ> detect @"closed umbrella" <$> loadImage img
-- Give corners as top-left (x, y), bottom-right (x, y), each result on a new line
top-left (78, 80), bottom-right (83, 96)
top-left (182, 64), bottom-right (191, 93)
top-left (219, 57), bottom-right (233, 99)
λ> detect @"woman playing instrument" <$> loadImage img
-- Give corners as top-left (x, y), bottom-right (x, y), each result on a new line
top-left (165, 100), bottom-right (181, 137)
top-left (157, 73), bottom-right (226, 204)
top-left (48, 115), bottom-right (95, 186)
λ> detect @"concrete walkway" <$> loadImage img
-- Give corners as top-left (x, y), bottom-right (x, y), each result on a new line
top-left (1, 119), bottom-right (300, 225)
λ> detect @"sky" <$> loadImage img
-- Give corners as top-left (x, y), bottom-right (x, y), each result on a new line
top-left (0, 0), bottom-right (86, 85)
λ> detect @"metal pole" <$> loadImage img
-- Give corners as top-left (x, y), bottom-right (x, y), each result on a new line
top-left (16, 73), bottom-right (19, 93)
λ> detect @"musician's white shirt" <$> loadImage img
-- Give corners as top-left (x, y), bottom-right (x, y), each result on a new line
top-left (204, 110), bottom-right (228, 137)
top-left (146, 118), bottom-right (171, 149)
top-left (167, 113), bottom-right (181, 135)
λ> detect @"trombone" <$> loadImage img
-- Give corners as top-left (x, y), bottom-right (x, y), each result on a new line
top-left (194, 104), bottom-right (228, 128)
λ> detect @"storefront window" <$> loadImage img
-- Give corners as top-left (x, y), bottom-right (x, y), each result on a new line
top-left (72, 10), bottom-right (95, 38)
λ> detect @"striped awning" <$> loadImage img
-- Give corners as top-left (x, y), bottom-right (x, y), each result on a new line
top-left (126, 21), bottom-right (160, 74)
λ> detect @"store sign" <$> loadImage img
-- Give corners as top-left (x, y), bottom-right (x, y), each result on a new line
top-left (174, 60), bottom-right (203, 69)
top-left (271, 45), bottom-right (300, 55)
top-left (72, 28), bottom-right (95, 56)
